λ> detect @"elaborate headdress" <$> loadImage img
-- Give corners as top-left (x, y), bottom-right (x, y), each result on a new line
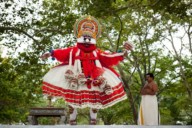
top-left (74, 15), bottom-right (102, 44)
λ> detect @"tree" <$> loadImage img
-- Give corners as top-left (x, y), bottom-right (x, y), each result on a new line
top-left (0, 0), bottom-right (191, 125)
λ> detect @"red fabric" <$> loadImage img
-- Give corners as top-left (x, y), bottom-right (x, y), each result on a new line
top-left (77, 43), bottom-right (96, 52)
top-left (97, 50), bottom-right (124, 76)
top-left (91, 67), bottom-right (105, 79)
top-left (52, 44), bottom-right (123, 80)
top-left (52, 47), bottom-right (76, 64)
top-left (98, 51), bottom-right (124, 67)
top-left (75, 51), bottom-right (104, 79)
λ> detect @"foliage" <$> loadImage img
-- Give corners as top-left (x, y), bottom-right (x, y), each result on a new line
top-left (99, 99), bottom-right (133, 125)
top-left (0, 56), bottom-right (47, 124)
top-left (0, 0), bottom-right (191, 125)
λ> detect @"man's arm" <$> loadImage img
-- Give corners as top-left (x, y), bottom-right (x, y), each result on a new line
top-left (141, 83), bottom-right (158, 95)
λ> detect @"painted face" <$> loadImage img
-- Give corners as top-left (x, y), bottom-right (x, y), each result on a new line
top-left (77, 35), bottom-right (96, 44)
top-left (83, 35), bottom-right (92, 47)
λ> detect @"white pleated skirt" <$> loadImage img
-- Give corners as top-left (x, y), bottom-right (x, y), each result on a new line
top-left (42, 65), bottom-right (127, 109)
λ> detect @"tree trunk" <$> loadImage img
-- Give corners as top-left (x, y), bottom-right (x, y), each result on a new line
top-left (117, 65), bottom-right (138, 124)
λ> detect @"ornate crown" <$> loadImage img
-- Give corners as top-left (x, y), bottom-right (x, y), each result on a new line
top-left (74, 15), bottom-right (102, 40)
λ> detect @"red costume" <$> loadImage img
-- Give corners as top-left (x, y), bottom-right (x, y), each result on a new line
top-left (42, 16), bottom-right (128, 124)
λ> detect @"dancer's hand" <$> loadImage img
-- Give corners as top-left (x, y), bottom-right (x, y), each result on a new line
top-left (123, 41), bottom-right (133, 51)
top-left (40, 53), bottom-right (51, 60)
top-left (123, 41), bottom-right (134, 56)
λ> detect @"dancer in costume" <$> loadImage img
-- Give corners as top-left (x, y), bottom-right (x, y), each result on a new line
top-left (138, 73), bottom-right (159, 125)
top-left (41, 16), bottom-right (133, 125)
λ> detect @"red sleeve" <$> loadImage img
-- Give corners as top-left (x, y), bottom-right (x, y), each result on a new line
top-left (98, 50), bottom-right (124, 67)
top-left (52, 47), bottom-right (73, 63)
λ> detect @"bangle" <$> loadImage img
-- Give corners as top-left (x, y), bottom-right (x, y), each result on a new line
top-left (49, 49), bottom-right (55, 60)
top-left (117, 50), bottom-right (122, 53)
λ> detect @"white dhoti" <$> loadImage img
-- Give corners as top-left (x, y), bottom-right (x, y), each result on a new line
top-left (138, 95), bottom-right (159, 125)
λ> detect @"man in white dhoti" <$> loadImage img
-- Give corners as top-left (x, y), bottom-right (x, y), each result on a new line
top-left (138, 73), bottom-right (159, 125)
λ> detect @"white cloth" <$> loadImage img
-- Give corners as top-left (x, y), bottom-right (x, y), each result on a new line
top-left (69, 108), bottom-right (77, 120)
top-left (138, 95), bottom-right (159, 125)
top-left (90, 109), bottom-right (97, 119)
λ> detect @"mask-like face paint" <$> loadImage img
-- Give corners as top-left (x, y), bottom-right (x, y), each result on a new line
top-left (77, 36), bottom-right (96, 44)
top-left (83, 35), bottom-right (91, 43)
top-left (82, 35), bottom-right (91, 47)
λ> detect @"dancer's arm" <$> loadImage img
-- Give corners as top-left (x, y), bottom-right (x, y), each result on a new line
top-left (98, 42), bottom-right (133, 67)
top-left (40, 47), bottom-right (73, 62)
